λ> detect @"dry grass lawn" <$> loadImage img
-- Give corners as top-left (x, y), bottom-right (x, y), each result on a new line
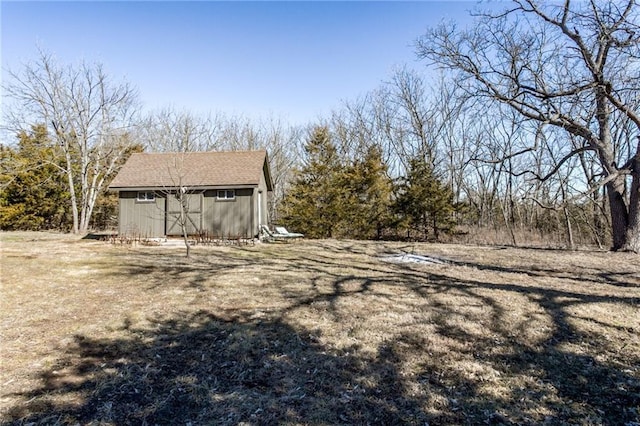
top-left (1, 231), bottom-right (639, 425)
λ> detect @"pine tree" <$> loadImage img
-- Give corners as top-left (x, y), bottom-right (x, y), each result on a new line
top-left (280, 126), bottom-right (344, 238)
top-left (0, 125), bottom-right (71, 230)
top-left (394, 157), bottom-right (456, 240)
top-left (342, 146), bottom-right (393, 239)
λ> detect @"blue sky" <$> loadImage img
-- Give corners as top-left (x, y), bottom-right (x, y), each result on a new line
top-left (2, 1), bottom-right (484, 126)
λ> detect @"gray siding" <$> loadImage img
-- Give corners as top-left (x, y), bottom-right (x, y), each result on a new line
top-left (118, 189), bottom-right (260, 238)
top-left (202, 189), bottom-right (254, 237)
top-left (118, 191), bottom-right (165, 237)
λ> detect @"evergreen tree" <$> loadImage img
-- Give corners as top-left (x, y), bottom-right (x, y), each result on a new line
top-left (0, 125), bottom-right (71, 230)
top-left (89, 191), bottom-right (119, 231)
top-left (394, 157), bottom-right (456, 240)
top-left (280, 126), bottom-right (344, 238)
top-left (341, 146), bottom-right (393, 239)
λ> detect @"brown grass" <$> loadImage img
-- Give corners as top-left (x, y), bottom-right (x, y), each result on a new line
top-left (1, 232), bottom-right (639, 425)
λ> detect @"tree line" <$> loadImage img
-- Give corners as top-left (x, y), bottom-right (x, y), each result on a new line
top-left (278, 126), bottom-right (456, 240)
top-left (2, 1), bottom-right (639, 251)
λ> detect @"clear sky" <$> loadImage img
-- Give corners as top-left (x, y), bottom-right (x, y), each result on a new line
top-left (1, 1), bottom-right (483, 127)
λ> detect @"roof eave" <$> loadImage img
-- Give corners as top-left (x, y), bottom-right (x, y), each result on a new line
top-left (109, 184), bottom-right (260, 191)
top-left (262, 152), bottom-right (275, 192)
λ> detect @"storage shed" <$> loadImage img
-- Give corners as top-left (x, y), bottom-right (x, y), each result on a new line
top-left (108, 150), bottom-right (273, 238)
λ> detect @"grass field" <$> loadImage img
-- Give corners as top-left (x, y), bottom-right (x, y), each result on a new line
top-left (1, 232), bottom-right (639, 425)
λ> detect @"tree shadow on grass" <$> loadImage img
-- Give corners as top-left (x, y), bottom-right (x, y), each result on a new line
top-left (95, 249), bottom-right (251, 291)
top-left (263, 246), bottom-right (640, 424)
top-left (5, 242), bottom-right (639, 425)
top-left (386, 262), bottom-right (640, 424)
top-left (4, 311), bottom-right (431, 425)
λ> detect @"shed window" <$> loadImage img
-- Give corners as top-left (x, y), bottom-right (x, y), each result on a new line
top-left (137, 191), bottom-right (155, 202)
top-left (217, 190), bottom-right (235, 200)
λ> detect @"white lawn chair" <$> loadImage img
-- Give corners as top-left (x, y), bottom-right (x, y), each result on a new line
top-left (274, 226), bottom-right (304, 238)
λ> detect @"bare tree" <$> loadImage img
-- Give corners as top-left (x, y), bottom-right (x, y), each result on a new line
top-left (257, 118), bottom-right (304, 222)
top-left (214, 114), bottom-right (303, 221)
top-left (388, 67), bottom-right (438, 167)
top-left (164, 154), bottom-right (201, 258)
top-left (3, 49), bottom-right (140, 234)
top-left (139, 107), bottom-right (221, 152)
top-left (418, 0), bottom-right (640, 252)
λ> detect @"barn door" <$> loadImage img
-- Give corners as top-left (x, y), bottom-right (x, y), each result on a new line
top-left (166, 193), bottom-right (202, 236)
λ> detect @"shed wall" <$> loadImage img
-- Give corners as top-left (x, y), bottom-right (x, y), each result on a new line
top-left (118, 191), bottom-right (165, 237)
top-left (203, 189), bottom-right (254, 237)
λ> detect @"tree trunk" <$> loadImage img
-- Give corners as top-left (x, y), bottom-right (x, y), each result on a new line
top-left (606, 175), bottom-right (630, 251)
top-left (623, 164), bottom-right (640, 253)
top-left (563, 207), bottom-right (574, 250)
top-left (500, 199), bottom-right (517, 247)
top-left (595, 90), bottom-right (631, 251)
top-left (179, 194), bottom-right (191, 258)
top-left (433, 215), bottom-right (439, 241)
top-left (65, 161), bottom-right (80, 234)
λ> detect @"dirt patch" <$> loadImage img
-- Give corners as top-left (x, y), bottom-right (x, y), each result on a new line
top-left (1, 233), bottom-right (639, 424)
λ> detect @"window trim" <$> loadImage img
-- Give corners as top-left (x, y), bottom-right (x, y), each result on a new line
top-left (136, 191), bottom-right (156, 202)
top-left (216, 189), bottom-right (236, 200)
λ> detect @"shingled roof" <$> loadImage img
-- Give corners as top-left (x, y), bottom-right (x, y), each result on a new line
top-left (109, 150), bottom-right (272, 191)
